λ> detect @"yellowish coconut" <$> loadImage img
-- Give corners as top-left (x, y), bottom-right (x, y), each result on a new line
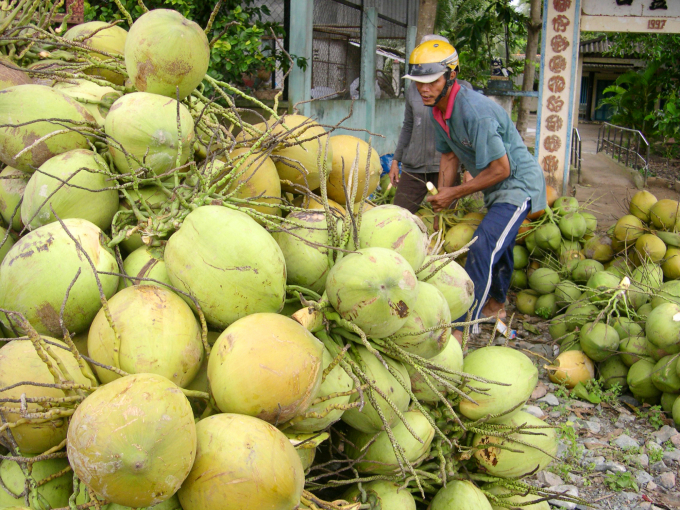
top-left (546, 350), bottom-right (595, 388)
top-left (327, 135), bottom-right (381, 204)
top-left (629, 190), bottom-right (657, 223)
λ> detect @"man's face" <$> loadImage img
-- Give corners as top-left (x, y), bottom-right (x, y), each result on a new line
top-left (415, 75), bottom-right (447, 106)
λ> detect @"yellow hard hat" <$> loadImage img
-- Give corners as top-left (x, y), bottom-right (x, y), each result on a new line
top-left (404, 40), bottom-right (459, 83)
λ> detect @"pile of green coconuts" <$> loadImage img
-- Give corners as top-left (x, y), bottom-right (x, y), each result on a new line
top-left (0, 3), bottom-right (587, 510)
top-left (506, 188), bottom-right (680, 428)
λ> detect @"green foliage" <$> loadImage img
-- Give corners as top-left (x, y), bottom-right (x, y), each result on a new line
top-left (648, 446), bottom-right (664, 463)
top-left (635, 405), bottom-right (665, 431)
top-left (646, 92), bottom-right (680, 168)
top-left (598, 62), bottom-right (661, 138)
top-left (604, 471), bottom-right (639, 493)
top-left (571, 379), bottom-right (622, 406)
top-left (84, 0), bottom-right (305, 87)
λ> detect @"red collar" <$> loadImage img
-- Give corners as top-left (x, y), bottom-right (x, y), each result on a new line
top-left (432, 81), bottom-right (461, 137)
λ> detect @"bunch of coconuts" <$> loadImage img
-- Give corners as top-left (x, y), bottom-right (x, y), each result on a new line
top-left (0, 4), bottom-right (582, 510)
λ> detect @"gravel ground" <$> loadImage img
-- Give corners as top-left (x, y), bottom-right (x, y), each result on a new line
top-left (467, 303), bottom-right (680, 510)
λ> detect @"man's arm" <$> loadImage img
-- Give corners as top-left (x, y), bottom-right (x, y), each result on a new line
top-left (427, 154), bottom-right (511, 211)
top-left (438, 151), bottom-right (459, 190)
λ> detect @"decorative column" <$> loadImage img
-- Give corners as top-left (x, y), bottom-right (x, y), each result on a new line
top-left (360, 7), bottom-right (378, 135)
top-left (536, 0), bottom-right (581, 195)
top-left (288, 0), bottom-right (313, 117)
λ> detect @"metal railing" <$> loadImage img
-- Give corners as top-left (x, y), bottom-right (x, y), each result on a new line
top-left (596, 122), bottom-right (650, 182)
top-left (571, 127), bottom-right (582, 184)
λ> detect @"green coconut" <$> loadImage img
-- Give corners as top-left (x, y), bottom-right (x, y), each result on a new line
top-left (614, 215), bottom-right (645, 243)
top-left (553, 196), bottom-right (579, 216)
top-left (628, 263), bottom-right (663, 310)
top-left (582, 212), bottom-right (598, 235)
top-left (571, 259), bottom-right (604, 284)
top-left (674, 395), bottom-right (680, 426)
top-left (392, 282), bottom-right (451, 358)
top-left (64, 21), bottom-right (128, 85)
top-left (0, 338), bottom-right (96, 454)
top-left (241, 115), bottom-right (331, 193)
top-left (357, 205), bottom-right (429, 270)
top-left (119, 245), bottom-right (171, 290)
top-left (345, 410), bottom-right (435, 474)
top-left (549, 314), bottom-right (569, 341)
top-left (460, 347), bottom-right (538, 423)
top-left (326, 247), bottom-right (418, 338)
top-left (647, 339), bottom-right (676, 362)
top-left (560, 239), bottom-right (581, 256)
top-left (579, 322), bottom-right (620, 362)
top-left (0, 218), bottom-right (118, 336)
top-left (0, 166), bottom-right (28, 231)
top-left (525, 231), bottom-right (538, 253)
top-left (630, 190), bottom-right (658, 223)
top-left (560, 333), bottom-right (583, 353)
top-left (444, 223), bottom-right (476, 254)
top-left (585, 271), bottom-right (623, 305)
top-left (599, 355), bottom-right (629, 391)
top-left (485, 485), bottom-right (550, 510)
top-left (342, 346), bottom-right (411, 433)
top-left (627, 359), bottom-right (663, 402)
top-left (634, 234), bottom-right (667, 264)
top-left (273, 211), bottom-right (332, 294)
top-left (646, 302), bottom-right (680, 355)
top-left (534, 223), bottom-right (561, 252)
top-left (513, 245), bottom-right (529, 269)
top-left (88, 285), bottom-right (203, 387)
top-left (0, 85), bottom-right (95, 172)
top-left (289, 344), bottom-right (353, 432)
top-left (651, 354), bottom-right (680, 393)
top-left (406, 335), bottom-right (463, 403)
top-left (555, 280), bottom-right (582, 308)
top-left (637, 303), bottom-right (653, 319)
top-left (105, 92), bottom-right (194, 175)
top-left (327, 135), bottom-right (381, 204)
top-left (125, 10), bottom-right (209, 99)
top-left (21, 149), bottom-right (119, 230)
top-left (564, 302), bottom-right (599, 332)
top-left (0, 226), bottom-right (13, 263)
top-left (343, 481), bottom-right (416, 510)
top-left (53, 79), bottom-right (121, 126)
top-left (102, 495), bottom-right (182, 510)
top-left (584, 235), bottom-right (614, 262)
top-left (620, 335), bottom-right (649, 367)
top-left (528, 267), bottom-right (560, 295)
top-left (209, 313), bottom-right (322, 424)
top-left (0, 57), bottom-right (32, 90)
top-left (430, 481), bottom-right (492, 510)
top-left (516, 289), bottom-right (540, 315)
top-left (178, 413), bottom-right (303, 510)
top-left (510, 269), bottom-right (528, 289)
top-left (165, 206), bottom-right (286, 328)
top-left (651, 281), bottom-right (680, 309)
top-left (0, 457), bottom-right (72, 508)
top-left (661, 392), bottom-right (679, 414)
top-left (613, 317), bottom-right (644, 340)
top-left (535, 293), bottom-right (557, 319)
top-left (68, 374), bottom-right (196, 508)
top-left (418, 256), bottom-right (474, 319)
top-left (559, 212), bottom-right (587, 241)
top-left (662, 247), bottom-right (680, 280)
top-left (650, 199), bottom-right (680, 230)
top-left (606, 256), bottom-right (632, 277)
top-left (473, 410), bottom-right (557, 478)
top-left (118, 186), bottom-right (168, 253)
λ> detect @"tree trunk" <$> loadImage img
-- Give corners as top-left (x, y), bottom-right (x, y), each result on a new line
top-left (516, 0), bottom-right (541, 139)
top-left (416, 0), bottom-right (438, 44)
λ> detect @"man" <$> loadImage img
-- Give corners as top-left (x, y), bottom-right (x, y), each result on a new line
top-left (403, 40), bottom-right (547, 341)
top-left (389, 36), bottom-right (474, 213)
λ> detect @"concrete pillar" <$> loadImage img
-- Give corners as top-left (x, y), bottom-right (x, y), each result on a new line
top-left (360, 6), bottom-right (378, 135)
top-left (405, 25), bottom-right (417, 75)
top-left (288, 0), bottom-right (313, 117)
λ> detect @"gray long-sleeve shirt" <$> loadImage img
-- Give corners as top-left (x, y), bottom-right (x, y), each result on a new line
top-left (393, 82), bottom-right (441, 174)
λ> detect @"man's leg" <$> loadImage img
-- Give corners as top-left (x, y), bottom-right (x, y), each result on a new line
top-left (453, 199), bottom-right (530, 337)
top-left (488, 241), bottom-right (517, 315)
top-left (393, 172), bottom-right (430, 213)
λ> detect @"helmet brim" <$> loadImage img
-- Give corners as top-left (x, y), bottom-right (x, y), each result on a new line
top-left (403, 71), bottom-right (445, 83)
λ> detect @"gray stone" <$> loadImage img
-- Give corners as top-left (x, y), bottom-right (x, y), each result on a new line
top-left (629, 453), bottom-right (649, 468)
top-left (549, 411), bottom-right (562, 418)
top-left (650, 460), bottom-right (669, 473)
top-left (588, 456), bottom-right (606, 469)
top-left (652, 425), bottom-right (677, 444)
top-left (663, 449), bottom-right (680, 463)
top-left (524, 405), bottom-right (545, 419)
top-left (614, 434), bottom-right (640, 450)
top-left (567, 413), bottom-right (580, 422)
top-left (531, 382), bottom-right (548, 400)
top-left (593, 458), bottom-right (626, 472)
top-left (632, 504), bottom-right (652, 510)
top-left (658, 471), bottom-right (676, 489)
top-left (537, 470), bottom-right (563, 487)
top-left (671, 434), bottom-right (680, 447)
top-left (582, 420), bottom-right (601, 434)
top-left (619, 394), bottom-right (641, 406)
top-left (568, 473), bottom-right (583, 485)
top-left (571, 400), bottom-right (595, 409)
top-left (635, 470), bottom-right (654, 485)
top-left (647, 481), bottom-right (657, 491)
top-left (548, 485), bottom-right (578, 510)
top-left (537, 393), bottom-right (559, 406)
top-left (557, 442), bottom-right (569, 458)
top-left (621, 491), bottom-right (641, 502)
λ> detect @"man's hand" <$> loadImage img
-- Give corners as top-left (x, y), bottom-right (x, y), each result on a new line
top-left (389, 160), bottom-right (400, 186)
top-left (426, 186), bottom-right (463, 212)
